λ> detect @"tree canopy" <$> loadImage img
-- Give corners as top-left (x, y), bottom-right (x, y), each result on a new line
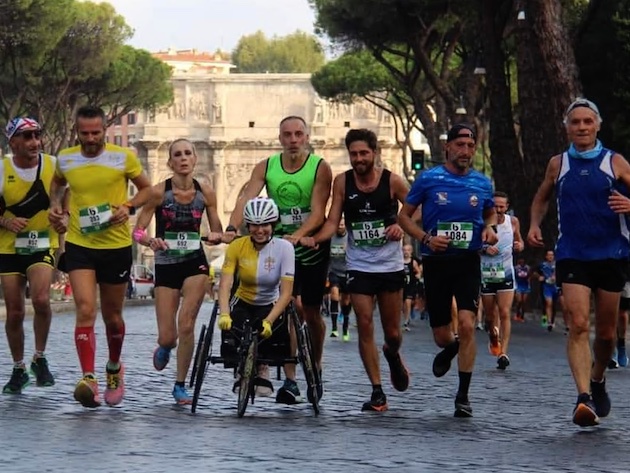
top-left (0, 0), bottom-right (173, 154)
top-left (232, 30), bottom-right (325, 73)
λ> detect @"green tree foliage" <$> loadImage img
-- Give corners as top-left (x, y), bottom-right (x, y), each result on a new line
top-left (0, 0), bottom-right (173, 154)
top-left (576, 0), bottom-right (630, 158)
top-left (232, 30), bottom-right (325, 73)
top-left (311, 50), bottom-right (422, 176)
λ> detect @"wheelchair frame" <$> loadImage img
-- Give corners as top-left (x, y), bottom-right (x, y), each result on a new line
top-left (190, 300), bottom-right (320, 416)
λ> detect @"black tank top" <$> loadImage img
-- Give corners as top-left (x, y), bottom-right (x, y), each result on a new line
top-left (343, 168), bottom-right (397, 228)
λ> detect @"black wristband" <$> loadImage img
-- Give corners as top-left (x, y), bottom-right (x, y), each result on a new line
top-left (490, 225), bottom-right (498, 232)
top-left (226, 225), bottom-right (237, 233)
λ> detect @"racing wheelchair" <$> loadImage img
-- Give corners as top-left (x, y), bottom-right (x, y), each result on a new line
top-left (189, 300), bottom-right (321, 417)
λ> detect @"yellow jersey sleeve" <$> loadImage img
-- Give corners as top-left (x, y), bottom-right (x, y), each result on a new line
top-left (125, 150), bottom-right (143, 180)
top-left (221, 239), bottom-right (241, 276)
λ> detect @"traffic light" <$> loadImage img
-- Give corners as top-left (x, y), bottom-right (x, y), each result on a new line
top-left (411, 150), bottom-right (425, 171)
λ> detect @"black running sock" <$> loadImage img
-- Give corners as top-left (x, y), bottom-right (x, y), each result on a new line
top-left (341, 304), bottom-right (351, 333)
top-left (457, 372), bottom-right (472, 399)
top-left (175, 381), bottom-right (185, 388)
top-left (618, 338), bottom-right (626, 349)
top-left (372, 384), bottom-right (383, 394)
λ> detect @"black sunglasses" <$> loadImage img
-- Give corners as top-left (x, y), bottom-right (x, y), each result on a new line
top-left (15, 130), bottom-right (42, 140)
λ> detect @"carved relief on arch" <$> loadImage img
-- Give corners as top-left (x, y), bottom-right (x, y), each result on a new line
top-left (223, 175), bottom-right (251, 212)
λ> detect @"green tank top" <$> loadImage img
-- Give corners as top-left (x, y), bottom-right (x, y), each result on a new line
top-left (265, 153), bottom-right (329, 265)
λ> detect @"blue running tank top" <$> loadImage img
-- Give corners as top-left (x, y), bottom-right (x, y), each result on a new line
top-left (555, 150), bottom-right (630, 261)
top-left (406, 165), bottom-right (494, 256)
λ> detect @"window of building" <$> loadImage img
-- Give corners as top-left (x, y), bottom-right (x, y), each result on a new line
top-left (127, 113), bottom-right (136, 125)
top-left (114, 135), bottom-right (122, 146)
top-left (127, 134), bottom-right (136, 145)
top-left (114, 116), bottom-right (122, 126)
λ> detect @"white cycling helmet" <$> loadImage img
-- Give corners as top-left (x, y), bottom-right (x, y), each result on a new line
top-left (243, 197), bottom-right (279, 225)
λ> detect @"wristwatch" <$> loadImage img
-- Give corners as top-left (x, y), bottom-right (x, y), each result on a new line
top-left (226, 224), bottom-right (237, 233)
top-left (123, 201), bottom-right (137, 216)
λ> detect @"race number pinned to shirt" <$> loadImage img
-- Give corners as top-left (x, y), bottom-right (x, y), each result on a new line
top-left (79, 204), bottom-right (112, 234)
top-left (164, 231), bottom-right (201, 255)
top-left (15, 230), bottom-right (50, 255)
top-left (351, 220), bottom-right (386, 247)
top-left (437, 221), bottom-right (473, 249)
top-left (279, 207), bottom-right (310, 233)
top-left (330, 244), bottom-right (346, 257)
top-left (482, 262), bottom-right (505, 283)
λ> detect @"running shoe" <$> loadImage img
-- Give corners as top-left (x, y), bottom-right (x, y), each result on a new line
top-left (3, 366), bottom-right (29, 394)
top-left (74, 374), bottom-right (101, 408)
top-left (572, 393), bottom-right (599, 427)
top-left (275, 379), bottom-right (302, 404)
top-left (488, 326), bottom-right (502, 356)
top-left (432, 340), bottom-right (459, 378)
top-left (541, 316), bottom-right (548, 327)
top-left (497, 354), bottom-right (510, 370)
top-left (30, 356), bottom-right (55, 386)
top-left (104, 363), bottom-right (125, 406)
top-left (590, 379), bottom-right (611, 418)
top-left (403, 322), bottom-right (411, 332)
top-left (383, 345), bottom-right (410, 392)
top-left (342, 332), bottom-right (350, 342)
top-left (153, 346), bottom-right (171, 371)
top-left (618, 345), bottom-right (629, 367)
top-left (454, 395), bottom-right (473, 418)
top-left (547, 323), bottom-right (554, 332)
top-left (361, 389), bottom-right (388, 412)
top-left (172, 384), bottom-right (192, 405)
top-left (330, 331), bottom-right (338, 338)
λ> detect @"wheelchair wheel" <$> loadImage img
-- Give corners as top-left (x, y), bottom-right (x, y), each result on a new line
top-left (191, 303), bottom-right (219, 413)
top-left (189, 324), bottom-right (206, 388)
top-left (237, 329), bottom-right (258, 418)
top-left (290, 305), bottom-right (320, 415)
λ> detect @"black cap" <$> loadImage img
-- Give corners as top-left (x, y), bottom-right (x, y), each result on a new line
top-left (446, 124), bottom-right (476, 142)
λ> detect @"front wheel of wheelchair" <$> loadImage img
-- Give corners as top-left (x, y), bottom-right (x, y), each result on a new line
top-left (237, 331), bottom-right (258, 418)
top-left (291, 310), bottom-right (320, 416)
top-left (191, 304), bottom-right (219, 413)
top-left (189, 324), bottom-right (206, 388)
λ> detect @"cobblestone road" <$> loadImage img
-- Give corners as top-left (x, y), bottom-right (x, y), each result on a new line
top-left (1, 302), bottom-right (630, 472)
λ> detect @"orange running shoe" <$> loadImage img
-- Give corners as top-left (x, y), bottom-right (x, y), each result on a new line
top-left (488, 326), bottom-right (502, 356)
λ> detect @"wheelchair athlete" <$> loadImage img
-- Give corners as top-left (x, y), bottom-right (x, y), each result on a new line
top-left (217, 197), bottom-right (295, 396)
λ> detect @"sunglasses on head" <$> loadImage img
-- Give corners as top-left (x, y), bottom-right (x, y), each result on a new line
top-left (15, 130), bottom-right (42, 140)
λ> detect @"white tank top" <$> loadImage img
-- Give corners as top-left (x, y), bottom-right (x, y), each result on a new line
top-left (480, 215), bottom-right (515, 281)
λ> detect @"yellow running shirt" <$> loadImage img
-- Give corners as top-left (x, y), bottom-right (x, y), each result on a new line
top-left (0, 154), bottom-right (59, 254)
top-left (222, 236), bottom-right (295, 306)
top-left (56, 143), bottom-right (143, 249)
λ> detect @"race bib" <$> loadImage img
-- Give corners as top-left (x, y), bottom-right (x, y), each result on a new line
top-left (482, 262), bottom-right (505, 283)
top-left (517, 269), bottom-right (528, 279)
top-left (351, 220), bottom-right (386, 247)
top-left (545, 276), bottom-right (556, 285)
top-left (437, 221), bottom-right (473, 249)
top-left (79, 204), bottom-right (112, 234)
top-left (15, 230), bottom-right (50, 255)
top-left (330, 244), bottom-right (345, 257)
top-left (164, 231), bottom-right (201, 255)
top-left (279, 207), bottom-right (310, 233)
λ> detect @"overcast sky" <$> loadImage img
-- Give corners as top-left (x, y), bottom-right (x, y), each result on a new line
top-left (103, 0), bottom-right (320, 53)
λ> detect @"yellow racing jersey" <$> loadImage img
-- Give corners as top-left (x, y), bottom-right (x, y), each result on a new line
top-left (222, 236), bottom-right (295, 306)
top-left (56, 143), bottom-right (143, 249)
top-left (0, 154), bottom-right (59, 254)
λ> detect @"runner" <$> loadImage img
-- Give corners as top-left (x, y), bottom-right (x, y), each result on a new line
top-left (480, 191), bottom-right (524, 370)
top-left (528, 98), bottom-right (630, 427)
top-left (302, 128), bottom-right (409, 411)
top-left (224, 116), bottom-right (332, 404)
top-left (535, 250), bottom-right (559, 331)
top-left (0, 117), bottom-right (60, 394)
top-left (402, 243), bottom-right (421, 332)
top-left (49, 105), bottom-right (152, 408)
top-left (514, 257), bottom-right (531, 322)
top-left (399, 123), bottom-right (497, 417)
top-left (132, 138), bottom-right (223, 404)
top-left (328, 219), bottom-right (351, 341)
